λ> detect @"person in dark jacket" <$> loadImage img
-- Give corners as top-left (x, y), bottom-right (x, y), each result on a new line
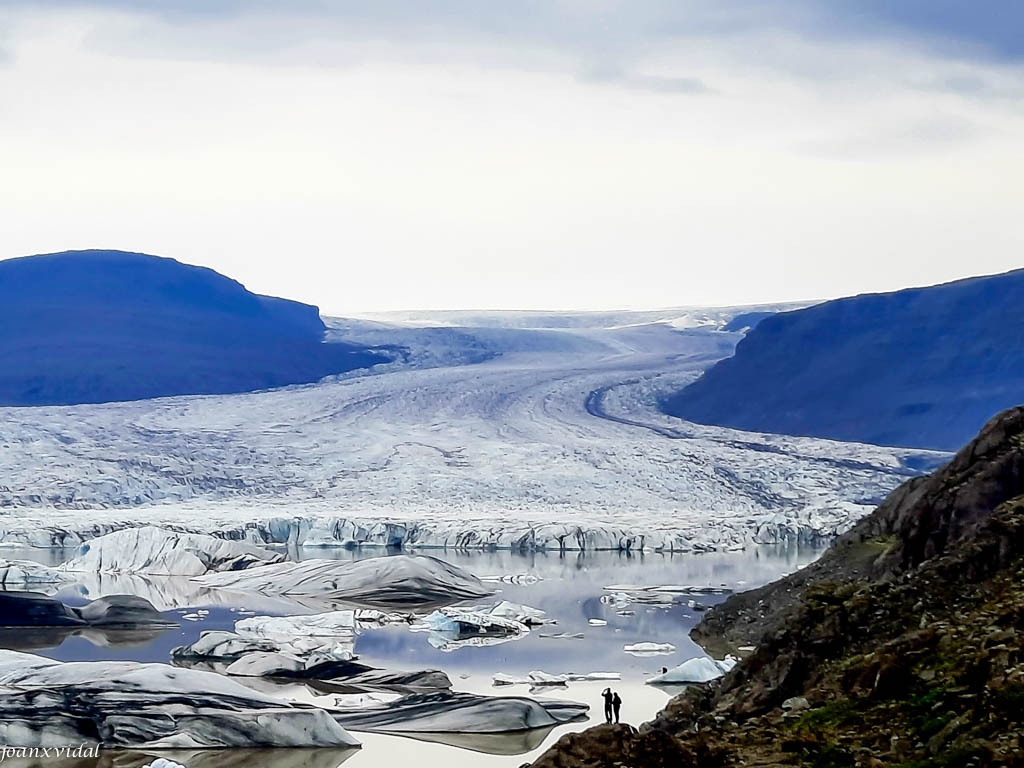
top-left (612, 691), bottom-right (622, 723)
top-left (601, 688), bottom-right (614, 723)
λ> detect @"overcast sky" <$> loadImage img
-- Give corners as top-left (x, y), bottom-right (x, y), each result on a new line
top-left (2, 2), bottom-right (1023, 313)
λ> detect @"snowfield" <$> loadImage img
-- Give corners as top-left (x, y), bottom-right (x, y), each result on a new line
top-left (0, 307), bottom-right (947, 551)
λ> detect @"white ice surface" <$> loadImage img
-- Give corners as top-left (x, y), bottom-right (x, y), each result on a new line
top-left (0, 649), bottom-right (360, 748)
top-left (0, 309), bottom-right (946, 552)
top-left (0, 558), bottom-right (67, 588)
top-left (195, 554), bottom-right (492, 606)
top-left (623, 642), bottom-right (676, 656)
top-left (60, 526), bottom-right (283, 575)
top-left (646, 655), bottom-right (738, 684)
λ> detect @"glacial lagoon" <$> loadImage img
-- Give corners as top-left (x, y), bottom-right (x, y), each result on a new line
top-left (0, 544), bottom-right (823, 768)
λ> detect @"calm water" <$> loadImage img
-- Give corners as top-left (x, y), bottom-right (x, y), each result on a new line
top-left (1, 544), bottom-right (823, 768)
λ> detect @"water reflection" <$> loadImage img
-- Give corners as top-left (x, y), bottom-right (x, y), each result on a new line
top-left (0, 626), bottom-right (172, 652)
top-left (0, 748), bottom-right (359, 768)
top-left (396, 726), bottom-right (556, 755)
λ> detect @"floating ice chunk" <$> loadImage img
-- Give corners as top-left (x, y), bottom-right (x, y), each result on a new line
top-left (539, 632), bottom-right (584, 639)
top-left (142, 761), bottom-right (187, 768)
top-left (413, 607), bottom-right (529, 652)
top-left (60, 526), bottom-right (283, 576)
top-left (197, 555), bottom-right (493, 607)
top-left (478, 573), bottom-right (542, 584)
top-left (0, 559), bottom-right (68, 588)
top-left (492, 671), bottom-right (567, 687)
top-left (492, 671), bottom-right (620, 686)
top-left (587, 619), bottom-right (607, 627)
top-left (0, 649), bottom-right (360, 748)
top-left (225, 652), bottom-right (304, 678)
top-left (485, 600), bottom-right (551, 626)
top-left (645, 655), bottom-right (737, 684)
top-left (623, 642), bottom-right (676, 656)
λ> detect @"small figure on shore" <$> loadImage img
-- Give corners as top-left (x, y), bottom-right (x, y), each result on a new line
top-left (601, 688), bottom-right (614, 723)
top-left (612, 691), bottom-right (622, 724)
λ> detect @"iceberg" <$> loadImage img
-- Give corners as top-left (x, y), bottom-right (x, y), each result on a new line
top-left (196, 554), bottom-right (493, 607)
top-left (0, 649), bottom-right (360, 748)
top-left (623, 642), bottom-right (676, 656)
top-left (0, 559), bottom-right (68, 589)
top-left (411, 606), bottom-right (535, 651)
top-left (492, 671), bottom-right (620, 686)
top-left (60, 526), bottom-right (283, 576)
top-left (645, 655), bottom-right (738, 684)
top-left (172, 630), bottom-right (450, 691)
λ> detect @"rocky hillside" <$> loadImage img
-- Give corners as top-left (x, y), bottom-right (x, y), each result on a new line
top-left (531, 406), bottom-right (1024, 767)
top-left (662, 270), bottom-right (1024, 450)
top-left (0, 250), bottom-right (390, 406)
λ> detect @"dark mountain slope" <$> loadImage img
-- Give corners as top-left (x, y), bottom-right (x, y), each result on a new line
top-left (0, 250), bottom-right (389, 406)
top-left (662, 270), bottom-right (1024, 450)
top-left (532, 406), bottom-right (1024, 767)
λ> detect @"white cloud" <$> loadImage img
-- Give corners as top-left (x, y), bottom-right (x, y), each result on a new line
top-left (1, 5), bottom-right (1023, 312)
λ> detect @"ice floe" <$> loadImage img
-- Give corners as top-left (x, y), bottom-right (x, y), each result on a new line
top-left (646, 655), bottom-right (738, 684)
top-left (172, 629), bottom-right (450, 691)
top-left (60, 526), bottom-right (283, 576)
top-left (623, 642), bottom-right (677, 656)
top-left (196, 554), bottom-right (493, 607)
top-left (0, 559), bottom-right (68, 589)
top-left (0, 649), bottom-right (360, 748)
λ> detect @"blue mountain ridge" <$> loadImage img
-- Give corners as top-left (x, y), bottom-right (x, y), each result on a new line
top-left (0, 250), bottom-right (391, 406)
top-left (662, 269), bottom-right (1024, 450)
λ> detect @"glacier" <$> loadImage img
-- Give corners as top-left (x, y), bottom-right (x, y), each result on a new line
top-left (0, 307), bottom-right (948, 552)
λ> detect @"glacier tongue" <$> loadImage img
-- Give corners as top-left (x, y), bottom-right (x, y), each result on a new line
top-left (0, 317), bottom-right (947, 552)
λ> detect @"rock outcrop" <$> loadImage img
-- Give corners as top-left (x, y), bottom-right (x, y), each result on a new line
top-left (531, 406), bottom-right (1024, 767)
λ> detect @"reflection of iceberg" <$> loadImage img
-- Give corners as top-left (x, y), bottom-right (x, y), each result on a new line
top-left (393, 725), bottom-right (557, 755)
top-left (0, 748), bottom-right (359, 768)
top-left (62, 571), bottom-right (304, 613)
top-left (332, 691), bottom-right (587, 734)
top-left (0, 625), bottom-right (173, 653)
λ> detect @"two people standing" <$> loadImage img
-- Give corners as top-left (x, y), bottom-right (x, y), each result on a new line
top-left (601, 688), bottom-right (622, 724)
